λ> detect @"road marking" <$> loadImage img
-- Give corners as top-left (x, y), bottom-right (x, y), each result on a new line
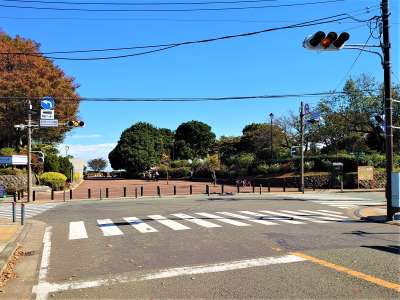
top-left (69, 221), bottom-right (88, 240)
top-left (216, 211), bottom-right (278, 226)
top-left (300, 210), bottom-right (348, 219)
top-left (278, 210), bottom-right (331, 223)
top-left (296, 210), bottom-right (346, 221)
top-left (195, 212), bottom-right (251, 226)
top-left (292, 252), bottom-right (400, 292)
top-left (33, 254), bottom-right (306, 294)
top-left (33, 226), bottom-right (52, 300)
top-left (171, 213), bottom-right (222, 228)
top-left (318, 210), bottom-right (344, 214)
top-left (241, 210), bottom-right (305, 225)
top-left (97, 219), bottom-right (123, 236)
top-left (124, 217), bottom-right (158, 233)
top-left (148, 215), bottom-right (190, 231)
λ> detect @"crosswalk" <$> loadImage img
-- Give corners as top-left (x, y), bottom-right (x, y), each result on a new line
top-left (68, 209), bottom-right (351, 240)
top-left (310, 199), bottom-right (385, 209)
top-left (0, 202), bottom-right (63, 220)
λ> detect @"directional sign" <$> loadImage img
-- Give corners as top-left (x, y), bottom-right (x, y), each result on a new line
top-left (40, 119), bottom-right (59, 127)
top-left (40, 96), bottom-right (55, 110)
top-left (40, 109), bottom-right (54, 120)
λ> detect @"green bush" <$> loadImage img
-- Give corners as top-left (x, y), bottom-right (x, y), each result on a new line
top-left (0, 168), bottom-right (25, 176)
top-left (170, 160), bottom-right (191, 168)
top-left (169, 167), bottom-right (190, 178)
top-left (0, 148), bottom-right (16, 156)
top-left (40, 172), bottom-right (67, 190)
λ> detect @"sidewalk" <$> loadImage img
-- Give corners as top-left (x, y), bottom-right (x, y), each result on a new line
top-left (354, 205), bottom-right (400, 226)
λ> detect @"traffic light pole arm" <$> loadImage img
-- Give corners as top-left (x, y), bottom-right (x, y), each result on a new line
top-left (342, 46), bottom-right (383, 65)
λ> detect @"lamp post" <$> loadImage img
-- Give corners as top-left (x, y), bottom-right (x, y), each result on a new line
top-left (269, 113), bottom-right (274, 161)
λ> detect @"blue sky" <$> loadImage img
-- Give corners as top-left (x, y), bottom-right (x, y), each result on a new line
top-left (1, 0), bottom-right (399, 165)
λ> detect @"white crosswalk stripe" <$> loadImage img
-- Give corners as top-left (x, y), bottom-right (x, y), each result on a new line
top-left (296, 210), bottom-right (347, 221)
top-left (0, 202), bottom-right (62, 220)
top-left (301, 210), bottom-right (348, 219)
top-left (195, 212), bottom-right (251, 227)
top-left (311, 199), bottom-right (385, 209)
top-left (171, 213), bottom-right (222, 228)
top-left (97, 219), bottom-right (123, 236)
top-left (240, 210), bottom-right (305, 225)
top-left (216, 211), bottom-right (278, 226)
top-left (148, 215), bottom-right (191, 231)
top-left (69, 221), bottom-right (88, 240)
top-left (124, 217), bottom-right (159, 233)
top-left (317, 209), bottom-right (344, 214)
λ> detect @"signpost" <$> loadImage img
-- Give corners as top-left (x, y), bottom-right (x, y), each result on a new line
top-left (357, 166), bottom-right (374, 189)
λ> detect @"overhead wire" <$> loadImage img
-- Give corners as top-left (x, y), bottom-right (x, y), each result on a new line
top-left (0, 0), bottom-right (345, 11)
top-left (1, 11), bottom-right (380, 60)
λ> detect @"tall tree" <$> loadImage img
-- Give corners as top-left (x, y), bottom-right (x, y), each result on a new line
top-left (175, 120), bottom-right (216, 159)
top-left (109, 122), bottom-right (170, 175)
top-left (87, 158), bottom-right (108, 172)
top-left (0, 31), bottom-right (80, 148)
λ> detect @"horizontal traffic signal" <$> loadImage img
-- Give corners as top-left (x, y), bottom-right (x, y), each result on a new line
top-left (65, 120), bottom-right (85, 127)
top-left (303, 31), bottom-right (350, 50)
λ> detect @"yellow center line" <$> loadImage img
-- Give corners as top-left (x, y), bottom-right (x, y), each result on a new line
top-left (291, 252), bottom-right (400, 292)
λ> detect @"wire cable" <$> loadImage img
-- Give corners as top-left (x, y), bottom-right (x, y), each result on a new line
top-left (0, 0), bottom-right (345, 12)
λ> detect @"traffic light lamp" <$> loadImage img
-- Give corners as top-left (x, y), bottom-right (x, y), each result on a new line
top-left (37, 151), bottom-right (45, 163)
top-left (65, 120), bottom-right (85, 127)
top-left (303, 31), bottom-right (350, 50)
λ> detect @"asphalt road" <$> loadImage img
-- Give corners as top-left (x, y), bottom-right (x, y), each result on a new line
top-left (29, 193), bottom-right (399, 299)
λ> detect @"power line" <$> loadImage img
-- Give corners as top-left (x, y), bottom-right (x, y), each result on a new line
top-left (0, 0), bottom-right (345, 12)
top-left (0, 0), bottom-right (280, 6)
top-left (1, 12), bottom-right (378, 60)
top-left (0, 90), bottom-right (381, 102)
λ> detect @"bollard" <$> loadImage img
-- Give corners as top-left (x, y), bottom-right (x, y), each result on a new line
top-left (100, 189), bottom-right (102, 200)
top-left (283, 179), bottom-right (286, 192)
top-left (51, 189), bottom-right (54, 200)
top-left (21, 190), bottom-right (24, 198)
top-left (157, 186), bottom-right (161, 197)
top-left (252, 184), bottom-right (255, 193)
top-left (88, 188), bottom-right (91, 199)
top-left (13, 192), bottom-right (16, 202)
top-left (312, 181), bottom-right (316, 191)
top-left (174, 185), bottom-right (177, 195)
top-left (33, 191), bottom-right (36, 201)
top-left (17, 191), bottom-right (21, 201)
top-left (340, 179), bottom-right (344, 192)
top-left (12, 202), bottom-right (16, 223)
top-left (190, 185), bottom-right (193, 195)
top-left (268, 182), bottom-right (271, 193)
top-left (135, 187), bottom-right (138, 198)
top-left (123, 187), bottom-right (127, 198)
top-left (21, 203), bottom-right (25, 225)
top-left (106, 188), bottom-right (109, 198)
top-left (206, 185), bottom-right (210, 196)
top-left (70, 189), bottom-right (73, 200)
top-left (140, 186), bottom-right (144, 197)
top-left (237, 184), bottom-right (240, 193)
top-left (63, 190), bottom-right (66, 202)
top-left (221, 184), bottom-right (224, 195)
top-left (259, 184), bottom-right (262, 195)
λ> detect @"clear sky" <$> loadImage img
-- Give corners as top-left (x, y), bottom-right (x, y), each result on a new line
top-left (1, 0), bottom-right (398, 165)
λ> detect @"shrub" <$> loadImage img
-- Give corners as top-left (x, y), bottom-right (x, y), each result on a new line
top-left (169, 167), bottom-right (190, 178)
top-left (256, 164), bottom-right (269, 175)
top-left (0, 148), bottom-right (16, 156)
top-left (0, 168), bottom-right (25, 176)
top-left (268, 163), bottom-right (283, 174)
top-left (304, 161), bottom-right (315, 171)
top-left (40, 172), bottom-right (67, 190)
top-left (170, 160), bottom-right (191, 168)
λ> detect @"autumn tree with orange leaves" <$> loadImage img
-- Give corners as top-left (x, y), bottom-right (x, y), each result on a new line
top-left (0, 31), bottom-right (80, 148)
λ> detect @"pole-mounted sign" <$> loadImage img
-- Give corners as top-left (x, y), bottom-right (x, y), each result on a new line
top-left (40, 96), bottom-right (55, 110)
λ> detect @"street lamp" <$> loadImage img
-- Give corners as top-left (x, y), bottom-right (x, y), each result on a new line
top-left (269, 113), bottom-right (274, 161)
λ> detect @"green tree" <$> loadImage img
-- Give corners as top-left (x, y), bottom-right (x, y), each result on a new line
top-left (0, 32), bottom-right (80, 148)
top-left (87, 158), bottom-right (108, 172)
top-left (175, 121), bottom-right (216, 159)
top-left (109, 122), bottom-right (169, 175)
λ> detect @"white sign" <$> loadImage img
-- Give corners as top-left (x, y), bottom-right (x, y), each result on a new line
top-left (40, 119), bottom-right (59, 127)
top-left (41, 109), bottom-right (54, 120)
top-left (0, 155), bottom-right (28, 165)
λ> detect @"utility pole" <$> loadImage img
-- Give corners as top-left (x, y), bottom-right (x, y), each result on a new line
top-left (382, 0), bottom-right (394, 220)
top-left (300, 102), bottom-right (305, 193)
top-left (27, 100), bottom-right (32, 202)
top-left (269, 113), bottom-right (274, 161)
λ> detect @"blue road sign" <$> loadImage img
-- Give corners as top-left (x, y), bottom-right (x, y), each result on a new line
top-left (40, 96), bottom-right (55, 110)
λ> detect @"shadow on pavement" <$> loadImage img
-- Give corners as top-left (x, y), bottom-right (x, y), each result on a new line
top-left (361, 245), bottom-right (400, 255)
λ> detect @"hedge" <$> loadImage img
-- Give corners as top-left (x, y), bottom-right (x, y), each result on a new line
top-left (40, 172), bottom-right (67, 190)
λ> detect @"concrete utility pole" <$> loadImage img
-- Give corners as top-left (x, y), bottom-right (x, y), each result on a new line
top-left (27, 100), bottom-right (32, 202)
top-left (300, 102), bottom-right (305, 194)
top-left (382, 0), bottom-right (394, 220)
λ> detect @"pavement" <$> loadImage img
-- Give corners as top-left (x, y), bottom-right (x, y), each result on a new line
top-left (0, 191), bottom-right (399, 299)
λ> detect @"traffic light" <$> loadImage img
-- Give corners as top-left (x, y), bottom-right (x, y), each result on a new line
top-left (303, 31), bottom-right (350, 50)
top-left (374, 114), bottom-right (385, 134)
top-left (65, 120), bottom-right (85, 127)
top-left (37, 151), bottom-right (45, 163)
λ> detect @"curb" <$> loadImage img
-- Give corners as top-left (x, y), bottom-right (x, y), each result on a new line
top-left (0, 225), bottom-right (23, 277)
top-left (352, 206), bottom-right (400, 226)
